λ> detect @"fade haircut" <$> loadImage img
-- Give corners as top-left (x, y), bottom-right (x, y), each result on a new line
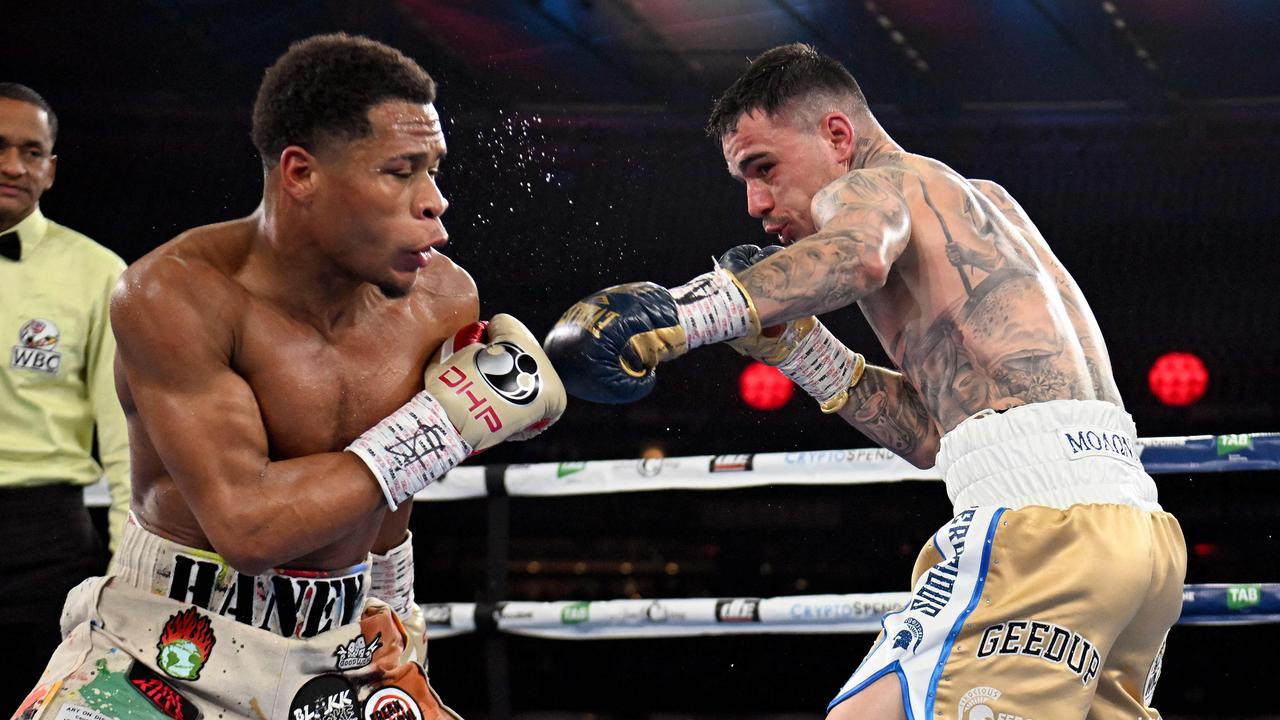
top-left (706, 43), bottom-right (867, 142)
top-left (252, 33), bottom-right (436, 168)
top-left (0, 83), bottom-right (58, 144)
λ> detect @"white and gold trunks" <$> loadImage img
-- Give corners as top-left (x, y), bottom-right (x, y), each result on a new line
top-left (829, 400), bottom-right (1186, 720)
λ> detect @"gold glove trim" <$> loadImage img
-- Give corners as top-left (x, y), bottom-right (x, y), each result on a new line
top-left (728, 315), bottom-right (817, 366)
top-left (626, 326), bottom-right (689, 369)
top-left (818, 353), bottom-right (867, 414)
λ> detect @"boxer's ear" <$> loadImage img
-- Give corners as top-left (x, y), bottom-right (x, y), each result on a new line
top-left (278, 145), bottom-right (318, 202)
top-left (819, 112), bottom-right (856, 166)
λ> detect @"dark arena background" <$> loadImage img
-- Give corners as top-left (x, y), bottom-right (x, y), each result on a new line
top-left (11, 2), bottom-right (1280, 718)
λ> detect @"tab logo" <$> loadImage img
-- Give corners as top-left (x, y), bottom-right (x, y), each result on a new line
top-left (1216, 434), bottom-right (1254, 456)
top-left (1227, 584), bottom-right (1261, 611)
top-left (561, 601), bottom-right (590, 624)
top-left (557, 462), bottom-right (588, 478)
top-left (10, 318), bottom-right (61, 375)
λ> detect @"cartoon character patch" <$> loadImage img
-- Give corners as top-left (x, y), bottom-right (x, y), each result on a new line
top-left (334, 632), bottom-right (382, 672)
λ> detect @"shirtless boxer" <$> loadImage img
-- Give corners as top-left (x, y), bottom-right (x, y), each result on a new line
top-left (12, 34), bottom-right (565, 720)
top-left (545, 43), bottom-right (1184, 719)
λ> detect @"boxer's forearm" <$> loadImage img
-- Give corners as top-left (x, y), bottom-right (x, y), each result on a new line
top-left (738, 229), bottom-right (891, 325)
top-left (204, 452), bottom-right (388, 575)
top-left (738, 168), bottom-right (911, 325)
top-left (834, 365), bottom-right (941, 469)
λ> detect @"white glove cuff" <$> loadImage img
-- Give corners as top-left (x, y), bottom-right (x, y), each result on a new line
top-left (776, 320), bottom-right (864, 411)
top-left (671, 267), bottom-right (754, 350)
top-left (370, 531), bottom-right (416, 617)
top-left (347, 391), bottom-right (472, 511)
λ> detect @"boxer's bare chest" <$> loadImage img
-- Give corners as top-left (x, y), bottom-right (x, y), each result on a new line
top-left (234, 297), bottom-right (445, 459)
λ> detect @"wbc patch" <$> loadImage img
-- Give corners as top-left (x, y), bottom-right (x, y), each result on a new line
top-left (10, 318), bottom-right (62, 375)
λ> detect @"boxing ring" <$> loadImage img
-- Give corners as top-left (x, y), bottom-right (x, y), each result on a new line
top-left (84, 431), bottom-right (1280, 714)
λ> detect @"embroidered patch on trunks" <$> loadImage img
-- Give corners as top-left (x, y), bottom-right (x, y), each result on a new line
top-left (156, 607), bottom-right (217, 681)
top-left (363, 686), bottom-right (423, 720)
top-left (127, 661), bottom-right (203, 720)
top-left (334, 631), bottom-right (382, 671)
top-left (290, 674), bottom-right (358, 720)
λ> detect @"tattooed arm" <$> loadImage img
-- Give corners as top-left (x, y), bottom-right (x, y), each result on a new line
top-left (836, 365), bottom-right (942, 469)
top-left (737, 167), bottom-right (912, 326)
top-left (969, 179), bottom-right (1123, 405)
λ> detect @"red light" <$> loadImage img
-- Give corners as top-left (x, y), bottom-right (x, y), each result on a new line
top-left (1148, 352), bottom-right (1208, 407)
top-left (738, 361), bottom-right (793, 411)
top-left (1193, 542), bottom-right (1217, 558)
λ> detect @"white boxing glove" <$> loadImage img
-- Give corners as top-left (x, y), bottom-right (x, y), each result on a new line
top-left (348, 314), bottom-right (567, 510)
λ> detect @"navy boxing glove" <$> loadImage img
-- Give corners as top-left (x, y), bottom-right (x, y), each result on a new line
top-left (717, 243), bottom-right (784, 276)
top-left (543, 266), bottom-right (761, 404)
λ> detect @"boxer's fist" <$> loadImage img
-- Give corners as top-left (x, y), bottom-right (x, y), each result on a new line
top-left (542, 282), bottom-right (681, 404)
top-left (544, 262), bottom-right (764, 404)
top-left (717, 243), bottom-right (784, 276)
top-left (350, 314), bottom-right (566, 510)
top-left (427, 314), bottom-right (567, 452)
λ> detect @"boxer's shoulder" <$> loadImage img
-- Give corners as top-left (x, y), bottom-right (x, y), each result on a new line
top-left (408, 251), bottom-right (479, 323)
top-left (113, 220), bottom-right (252, 353)
top-left (123, 219), bottom-right (252, 298)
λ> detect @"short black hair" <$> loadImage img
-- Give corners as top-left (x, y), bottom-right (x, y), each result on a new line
top-left (0, 83), bottom-right (58, 144)
top-left (706, 43), bottom-right (866, 141)
top-left (252, 33), bottom-right (436, 168)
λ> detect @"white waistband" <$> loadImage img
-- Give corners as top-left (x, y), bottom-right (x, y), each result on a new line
top-left (111, 516), bottom-right (371, 638)
top-left (935, 400), bottom-right (1160, 514)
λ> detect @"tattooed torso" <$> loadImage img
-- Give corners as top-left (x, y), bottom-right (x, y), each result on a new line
top-left (862, 153), bottom-right (1112, 432)
top-left (744, 150), bottom-right (1119, 440)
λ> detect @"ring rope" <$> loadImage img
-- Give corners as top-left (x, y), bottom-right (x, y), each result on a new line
top-left (80, 431), bottom-right (1277, 506)
top-left (419, 582), bottom-right (1280, 640)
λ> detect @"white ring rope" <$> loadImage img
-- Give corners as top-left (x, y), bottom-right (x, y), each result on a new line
top-left (420, 583), bottom-right (1280, 640)
top-left (81, 432), bottom-right (1277, 505)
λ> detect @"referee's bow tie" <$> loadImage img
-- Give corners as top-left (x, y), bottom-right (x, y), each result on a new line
top-left (0, 232), bottom-right (19, 261)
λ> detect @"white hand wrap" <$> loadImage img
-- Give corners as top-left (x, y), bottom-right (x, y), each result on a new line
top-left (776, 320), bottom-right (866, 413)
top-left (370, 531), bottom-right (417, 617)
top-left (671, 267), bottom-right (756, 350)
top-left (347, 391), bottom-right (471, 511)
